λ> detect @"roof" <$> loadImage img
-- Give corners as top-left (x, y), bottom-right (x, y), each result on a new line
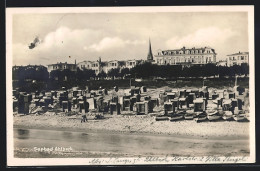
top-left (164, 46), bottom-right (212, 51)
top-left (227, 52), bottom-right (249, 56)
top-left (47, 62), bottom-right (76, 66)
top-left (13, 65), bottom-right (46, 69)
top-left (156, 46), bottom-right (216, 56)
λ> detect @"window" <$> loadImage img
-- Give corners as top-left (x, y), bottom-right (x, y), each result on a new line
top-left (241, 56), bottom-right (244, 60)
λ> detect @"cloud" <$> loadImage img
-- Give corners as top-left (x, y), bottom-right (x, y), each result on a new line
top-left (85, 37), bottom-right (146, 52)
top-left (166, 27), bottom-right (237, 49)
top-left (12, 26), bottom-right (147, 65)
top-left (125, 39), bottom-right (146, 45)
top-left (87, 37), bottom-right (125, 51)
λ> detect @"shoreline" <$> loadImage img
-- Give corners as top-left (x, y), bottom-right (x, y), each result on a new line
top-left (13, 113), bottom-right (250, 141)
top-left (13, 124), bottom-right (249, 141)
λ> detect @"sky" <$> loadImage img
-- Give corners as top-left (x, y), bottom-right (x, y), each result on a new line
top-left (11, 12), bottom-right (249, 66)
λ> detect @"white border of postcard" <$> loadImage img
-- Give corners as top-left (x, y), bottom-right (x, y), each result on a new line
top-left (6, 6), bottom-right (255, 166)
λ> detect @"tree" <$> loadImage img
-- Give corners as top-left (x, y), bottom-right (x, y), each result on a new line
top-left (130, 62), bottom-right (156, 78)
top-left (13, 66), bottom-right (49, 82)
top-left (241, 63), bottom-right (249, 76)
top-left (98, 70), bottom-right (107, 79)
top-left (107, 68), bottom-right (120, 79)
top-left (120, 68), bottom-right (130, 78)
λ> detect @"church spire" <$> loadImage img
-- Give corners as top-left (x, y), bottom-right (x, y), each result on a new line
top-left (147, 38), bottom-right (153, 62)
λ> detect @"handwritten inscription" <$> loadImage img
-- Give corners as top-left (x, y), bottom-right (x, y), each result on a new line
top-left (89, 155), bottom-right (249, 165)
top-left (26, 147), bottom-right (250, 164)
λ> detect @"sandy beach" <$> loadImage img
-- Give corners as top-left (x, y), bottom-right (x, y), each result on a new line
top-left (12, 86), bottom-right (251, 158)
top-left (13, 112), bottom-right (250, 140)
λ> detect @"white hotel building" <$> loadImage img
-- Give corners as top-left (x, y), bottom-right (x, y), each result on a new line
top-left (153, 46), bottom-right (217, 66)
top-left (226, 51), bottom-right (249, 67)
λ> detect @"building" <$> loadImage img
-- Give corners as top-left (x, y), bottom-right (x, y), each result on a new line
top-left (12, 65), bottom-right (48, 82)
top-left (125, 59), bottom-right (143, 69)
top-left (77, 59), bottom-right (101, 75)
top-left (154, 46), bottom-right (217, 66)
top-left (77, 57), bottom-right (144, 75)
top-left (47, 61), bottom-right (77, 73)
top-left (102, 60), bottom-right (120, 74)
top-left (77, 60), bottom-right (94, 70)
top-left (216, 60), bottom-right (227, 67)
top-left (13, 65), bottom-right (47, 71)
top-left (226, 51), bottom-right (249, 67)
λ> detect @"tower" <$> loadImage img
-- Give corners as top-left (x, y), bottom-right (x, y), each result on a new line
top-left (147, 38), bottom-right (154, 62)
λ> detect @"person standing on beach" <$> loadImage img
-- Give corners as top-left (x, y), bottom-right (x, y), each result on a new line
top-left (81, 114), bottom-right (87, 123)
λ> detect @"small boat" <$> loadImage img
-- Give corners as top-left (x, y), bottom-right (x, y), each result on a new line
top-left (155, 116), bottom-right (169, 121)
top-left (233, 114), bottom-right (248, 122)
top-left (194, 111), bottom-right (204, 118)
top-left (184, 114), bottom-right (194, 120)
top-left (207, 110), bottom-right (222, 121)
top-left (176, 110), bottom-right (186, 116)
top-left (222, 111), bottom-right (233, 121)
top-left (184, 111), bottom-right (194, 120)
top-left (195, 113), bottom-right (207, 123)
top-left (170, 114), bottom-right (184, 121)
